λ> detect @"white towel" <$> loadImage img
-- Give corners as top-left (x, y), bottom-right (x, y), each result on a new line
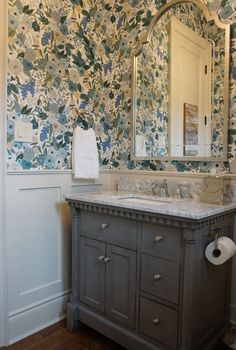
top-left (72, 126), bottom-right (99, 179)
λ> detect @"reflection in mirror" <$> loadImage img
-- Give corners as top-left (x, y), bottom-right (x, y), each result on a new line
top-left (132, 0), bottom-right (230, 160)
top-left (170, 17), bottom-right (212, 157)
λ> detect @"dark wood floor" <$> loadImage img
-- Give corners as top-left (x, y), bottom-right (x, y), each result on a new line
top-left (0, 320), bottom-right (232, 350)
top-left (1, 320), bottom-right (125, 350)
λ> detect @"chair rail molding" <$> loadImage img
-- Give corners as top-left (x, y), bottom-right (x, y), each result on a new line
top-left (0, 0), bottom-right (8, 346)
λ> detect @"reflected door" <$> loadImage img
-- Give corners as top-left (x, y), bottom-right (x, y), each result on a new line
top-left (169, 17), bottom-right (212, 157)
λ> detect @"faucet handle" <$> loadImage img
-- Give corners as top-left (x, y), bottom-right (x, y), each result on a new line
top-left (160, 179), bottom-right (169, 197)
top-left (174, 185), bottom-right (182, 198)
top-left (160, 187), bottom-right (166, 196)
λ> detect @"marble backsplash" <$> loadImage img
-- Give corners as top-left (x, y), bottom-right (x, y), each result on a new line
top-left (117, 175), bottom-right (202, 199)
top-left (116, 174), bottom-right (236, 203)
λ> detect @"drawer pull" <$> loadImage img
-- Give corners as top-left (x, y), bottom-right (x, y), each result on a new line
top-left (153, 318), bottom-right (160, 325)
top-left (155, 235), bottom-right (163, 242)
top-left (153, 273), bottom-right (162, 281)
top-left (98, 255), bottom-right (105, 262)
top-left (104, 257), bottom-right (111, 263)
top-left (101, 223), bottom-right (109, 229)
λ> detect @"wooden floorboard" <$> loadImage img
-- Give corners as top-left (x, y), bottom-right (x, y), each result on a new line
top-left (1, 321), bottom-right (125, 350)
top-left (1, 320), bottom-right (233, 349)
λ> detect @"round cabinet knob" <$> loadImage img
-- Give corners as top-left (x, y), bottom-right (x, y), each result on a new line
top-left (98, 256), bottom-right (105, 262)
top-left (155, 235), bottom-right (163, 242)
top-left (101, 223), bottom-right (109, 229)
top-left (153, 273), bottom-right (162, 281)
top-left (153, 318), bottom-right (160, 325)
top-left (104, 257), bottom-right (111, 263)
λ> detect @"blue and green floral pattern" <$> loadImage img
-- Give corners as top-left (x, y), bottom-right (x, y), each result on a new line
top-left (7, 0), bottom-right (236, 172)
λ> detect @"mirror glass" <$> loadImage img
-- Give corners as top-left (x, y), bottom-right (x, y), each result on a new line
top-left (132, 0), bottom-right (230, 160)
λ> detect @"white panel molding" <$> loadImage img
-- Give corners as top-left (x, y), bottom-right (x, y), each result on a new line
top-left (20, 280), bottom-right (62, 297)
top-left (9, 290), bottom-right (70, 319)
top-left (6, 166), bottom-right (235, 178)
top-left (8, 184), bottom-right (63, 308)
top-left (6, 172), bottom-right (103, 342)
top-left (7, 168), bottom-right (226, 178)
top-left (19, 186), bottom-right (62, 191)
top-left (9, 291), bottom-right (70, 344)
top-left (0, 0), bottom-right (8, 346)
top-left (7, 169), bottom-right (73, 175)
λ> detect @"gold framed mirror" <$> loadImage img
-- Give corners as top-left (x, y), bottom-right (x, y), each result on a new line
top-left (131, 0), bottom-right (230, 161)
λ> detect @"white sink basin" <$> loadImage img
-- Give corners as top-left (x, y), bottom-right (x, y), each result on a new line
top-left (115, 195), bottom-right (174, 206)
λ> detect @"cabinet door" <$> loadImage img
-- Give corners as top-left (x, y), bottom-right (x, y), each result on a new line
top-left (106, 245), bottom-right (136, 327)
top-left (80, 237), bottom-right (105, 312)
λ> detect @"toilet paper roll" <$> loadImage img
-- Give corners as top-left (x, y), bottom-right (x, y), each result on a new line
top-left (205, 237), bottom-right (236, 265)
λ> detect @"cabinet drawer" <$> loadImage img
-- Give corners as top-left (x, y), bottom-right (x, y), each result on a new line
top-left (139, 297), bottom-right (178, 349)
top-left (141, 254), bottom-right (179, 304)
top-left (141, 223), bottom-right (181, 262)
top-left (79, 210), bottom-right (137, 250)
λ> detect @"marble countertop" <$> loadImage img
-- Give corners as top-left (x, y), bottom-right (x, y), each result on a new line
top-left (65, 191), bottom-right (236, 220)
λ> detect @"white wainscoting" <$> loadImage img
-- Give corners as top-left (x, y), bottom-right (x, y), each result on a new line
top-left (6, 171), bottom-right (102, 343)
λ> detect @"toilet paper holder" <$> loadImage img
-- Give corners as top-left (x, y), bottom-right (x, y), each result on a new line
top-left (210, 226), bottom-right (225, 252)
top-left (206, 229), bottom-right (236, 265)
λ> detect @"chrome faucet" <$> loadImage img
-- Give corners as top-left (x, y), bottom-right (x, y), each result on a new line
top-left (159, 180), bottom-right (169, 197)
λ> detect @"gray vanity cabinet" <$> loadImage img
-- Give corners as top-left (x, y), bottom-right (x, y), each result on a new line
top-left (79, 211), bottom-right (137, 328)
top-left (80, 237), bottom-right (106, 312)
top-left (105, 244), bottom-right (136, 327)
top-left (66, 198), bottom-right (236, 350)
top-left (80, 237), bottom-right (136, 327)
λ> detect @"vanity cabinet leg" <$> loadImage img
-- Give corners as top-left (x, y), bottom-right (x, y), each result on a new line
top-left (67, 205), bottom-right (81, 332)
top-left (66, 302), bottom-right (81, 332)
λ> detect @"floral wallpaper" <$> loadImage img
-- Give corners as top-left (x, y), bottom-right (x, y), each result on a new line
top-left (7, 0), bottom-right (236, 172)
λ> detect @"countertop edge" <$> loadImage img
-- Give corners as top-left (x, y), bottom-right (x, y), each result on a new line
top-left (65, 194), bottom-right (236, 228)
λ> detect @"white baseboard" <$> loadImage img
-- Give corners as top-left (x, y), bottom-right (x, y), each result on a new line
top-left (8, 291), bottom-right (70, 344)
